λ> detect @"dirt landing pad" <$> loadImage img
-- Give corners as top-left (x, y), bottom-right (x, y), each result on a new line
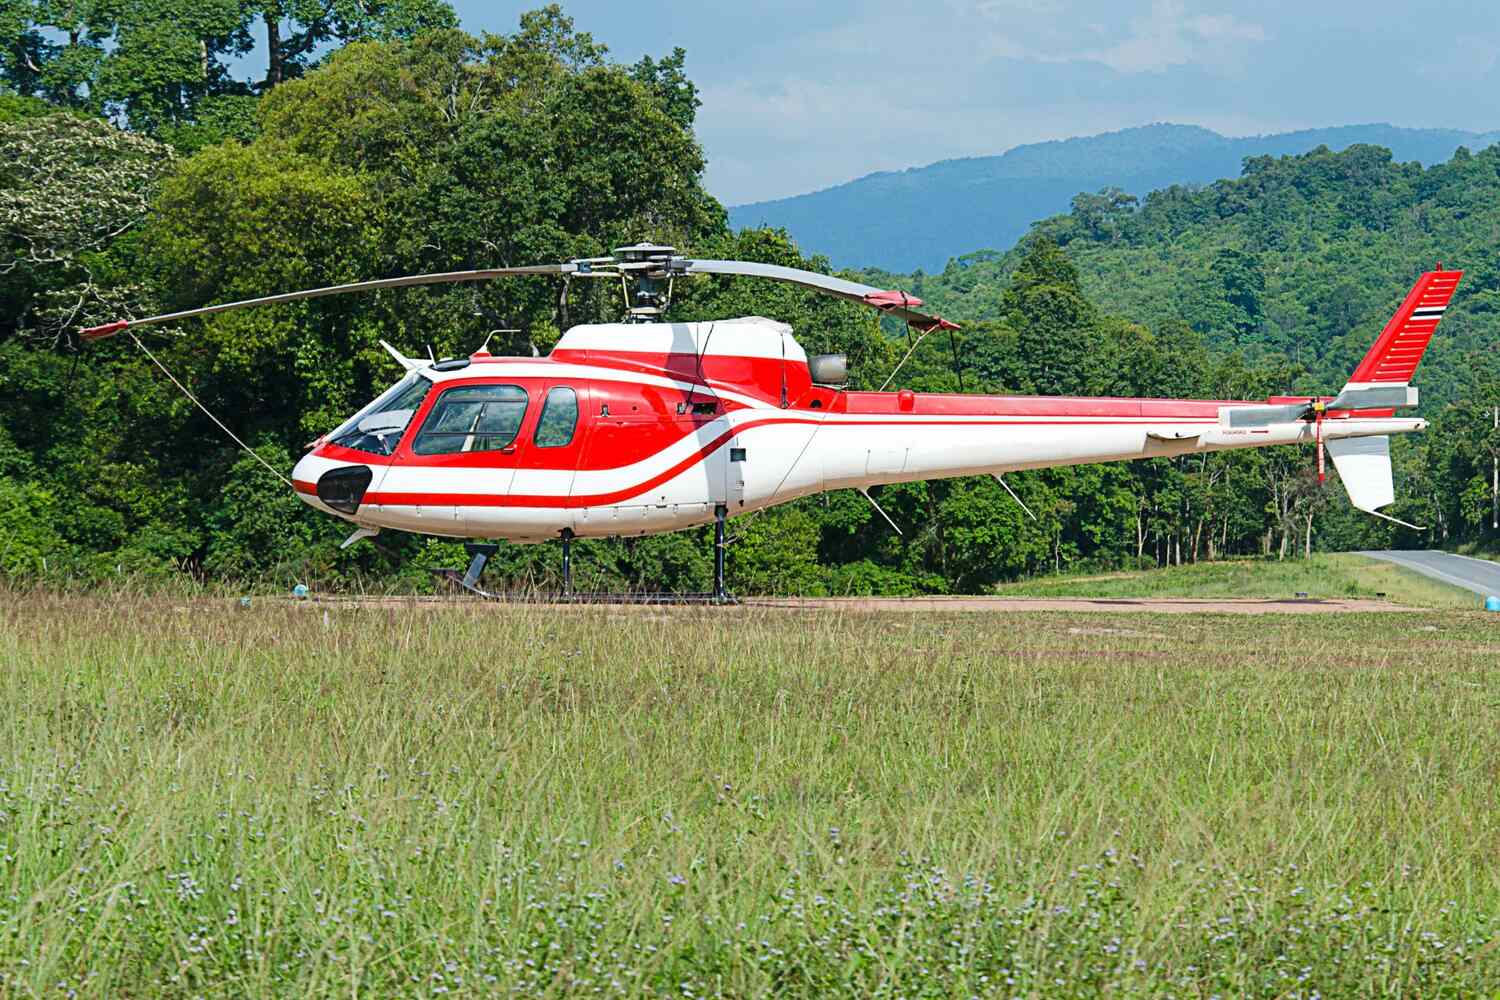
top-left (303, 595), bottom-right (1418, 614)
top-left (742, 596), bottom-right (1417, 614)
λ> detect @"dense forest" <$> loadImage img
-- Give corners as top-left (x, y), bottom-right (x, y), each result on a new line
top-left (3, 5), bottom-right (1497, 595)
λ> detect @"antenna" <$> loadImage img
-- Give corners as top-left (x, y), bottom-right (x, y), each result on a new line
top-left (478, 328), bottom-right (519, 354)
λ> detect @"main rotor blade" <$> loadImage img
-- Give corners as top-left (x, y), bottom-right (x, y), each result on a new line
top-left (674, 258), bottom-right (959, 331)
top-left (79, 264), bottom-right (575, 341)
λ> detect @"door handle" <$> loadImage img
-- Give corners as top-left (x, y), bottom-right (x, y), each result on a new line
top-left (500, 444), bottom-right (516, 454)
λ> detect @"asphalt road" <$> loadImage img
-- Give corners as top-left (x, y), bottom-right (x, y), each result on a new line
top-left (1362, 549), bottom-right (1500, 597)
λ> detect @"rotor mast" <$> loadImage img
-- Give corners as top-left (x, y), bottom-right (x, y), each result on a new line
top-left (612, 243), bottom-right (678, 322)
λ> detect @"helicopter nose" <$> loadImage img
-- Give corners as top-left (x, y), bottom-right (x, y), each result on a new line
top-left (291, 453), bottom-right (323, 510)
top-left (292, 453), bottom-right (317, 492)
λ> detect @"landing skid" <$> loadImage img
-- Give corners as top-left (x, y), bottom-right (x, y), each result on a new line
top-left (432, 505), bottom-right (739, 606)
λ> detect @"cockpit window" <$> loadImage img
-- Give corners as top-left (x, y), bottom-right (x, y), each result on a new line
top-left (328, 373), bottom-right (431, 456)
top-left (413, 384), bottom-right (528, 456)
top-left (533, 386), bottom-right (578, 448)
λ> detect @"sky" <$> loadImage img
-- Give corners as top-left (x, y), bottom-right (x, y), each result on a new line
top-left (440, 1), bottom-right (1500, 205)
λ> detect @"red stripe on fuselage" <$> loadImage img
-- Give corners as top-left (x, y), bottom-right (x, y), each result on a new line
top-left (316, 367), bottom-right (1246, 474)
top-left (339, 414), bottom-right (1221, 510)
top-left (367, 418), bottom-right (794, 508)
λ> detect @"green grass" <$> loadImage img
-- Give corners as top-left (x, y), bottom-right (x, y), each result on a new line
top-left (1456, 542), bottom-right (1500, 565)
top-left (994, 553), bottom-right (1478, 607)
top-left (2, 592), bottom-right (1499, 996)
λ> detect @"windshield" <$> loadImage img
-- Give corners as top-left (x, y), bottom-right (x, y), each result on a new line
top-left (328, 373), bottom-right (431, 456)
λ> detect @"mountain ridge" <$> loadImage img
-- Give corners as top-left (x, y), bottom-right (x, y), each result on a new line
top-left (728, 123), bottom-right (1500, 272)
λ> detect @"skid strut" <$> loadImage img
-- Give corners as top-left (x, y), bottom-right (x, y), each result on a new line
top-left (462, 542), bottom-right (497, 590)
top-left (714, 503), bottom-right (729, 602)
top-left (432, 542), bottom-right (505, 598)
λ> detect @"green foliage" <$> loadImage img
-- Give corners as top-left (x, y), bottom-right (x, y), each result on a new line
top-left (1001, 236), bottom-right (1097, 394)
top-left (628, 46), bottom-right (699, 131)
top-left (5, 11), bottom-right (1500, 597)
top-left (154, 92), bottom-right (261, 153)
top-left (907, 143), bottom-right (1500, 399)
top-left (202, 445), bottom-right (325, 579)
top-left (146, 141), bottom-right (382, 436)
top-left (0, 91), bottom-right (51, 121)
top-left (0, 0), bottom-right (457, 140)
top-left (0, 477), bottom-right (70, 577)
top-left (931, 475), bottom-right (1039, 588)
top-left (725, 505), bottom-right (827, 595)
top-left (0, 114), bottom-right (173, 336)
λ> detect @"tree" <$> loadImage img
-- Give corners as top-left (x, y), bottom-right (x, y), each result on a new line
top-left (91, 0), bottom-right (256, 138)
top-left (932, 476), bottom-right (1040, 588)
top-left (629, 47), bottom-right (699, 131)
top-left (0, 0), bottom-right (457, 142)
top-left (0, 114), bottom-right (174, 338)
top-left (251, 0), bottom-right (458, 88)
top-left (1068, 187), bottom-right (1136, 242)
top-left (0, 476), bottom-right (70, 577)
top-left (1000, 236), bottom-right (1098, 395)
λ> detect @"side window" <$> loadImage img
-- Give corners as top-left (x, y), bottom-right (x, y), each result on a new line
top-left (533, 386), bottom-right (579, 448)
top-left (412, 384), bottom-right (528, 456)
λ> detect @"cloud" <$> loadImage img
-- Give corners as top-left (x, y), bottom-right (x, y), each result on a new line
top-left (692, 1), bottom-right (1281, 201)
top-left (464, 0), bottom-right (1488, 204)
top-left (964, 0), bottom-right (1269, 73)
top-left (1190, 12), bottom-right (1269, 42)
top-left (1419, 34), bottom-right (1500, 81)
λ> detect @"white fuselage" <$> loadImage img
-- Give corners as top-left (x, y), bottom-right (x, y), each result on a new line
top-left (292, 357), bottom-right (1422, 542)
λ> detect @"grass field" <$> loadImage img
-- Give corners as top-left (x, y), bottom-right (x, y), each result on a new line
top-left (2, 590), bottom-right (1498, 996)
top-left (995, 553), bottom-right (1478, 607)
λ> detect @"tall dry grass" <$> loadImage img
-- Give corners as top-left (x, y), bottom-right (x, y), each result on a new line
top-left (0, 590), bottom-right (1495, 995)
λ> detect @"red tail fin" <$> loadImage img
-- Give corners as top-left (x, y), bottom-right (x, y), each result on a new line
top-left (1346, 269), bottom-right (1462, 386)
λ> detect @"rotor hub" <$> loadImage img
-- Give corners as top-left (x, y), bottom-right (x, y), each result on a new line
top-left (611, 244), bottom-right (679, 322)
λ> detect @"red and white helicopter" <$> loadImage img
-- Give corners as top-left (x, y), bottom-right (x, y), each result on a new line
top-left (83, 245), bottom-right (1460, 600)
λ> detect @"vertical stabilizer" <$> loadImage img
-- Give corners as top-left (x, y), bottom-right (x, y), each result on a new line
top-left (1344, 270), bottom-right (1462, 390)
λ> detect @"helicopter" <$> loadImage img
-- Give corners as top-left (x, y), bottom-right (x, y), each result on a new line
top-left (82, 245), bottom-right (1461, 602)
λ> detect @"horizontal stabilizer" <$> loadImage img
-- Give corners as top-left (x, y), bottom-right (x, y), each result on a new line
top-left (1224, 402), bottom-right (1311, 428)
